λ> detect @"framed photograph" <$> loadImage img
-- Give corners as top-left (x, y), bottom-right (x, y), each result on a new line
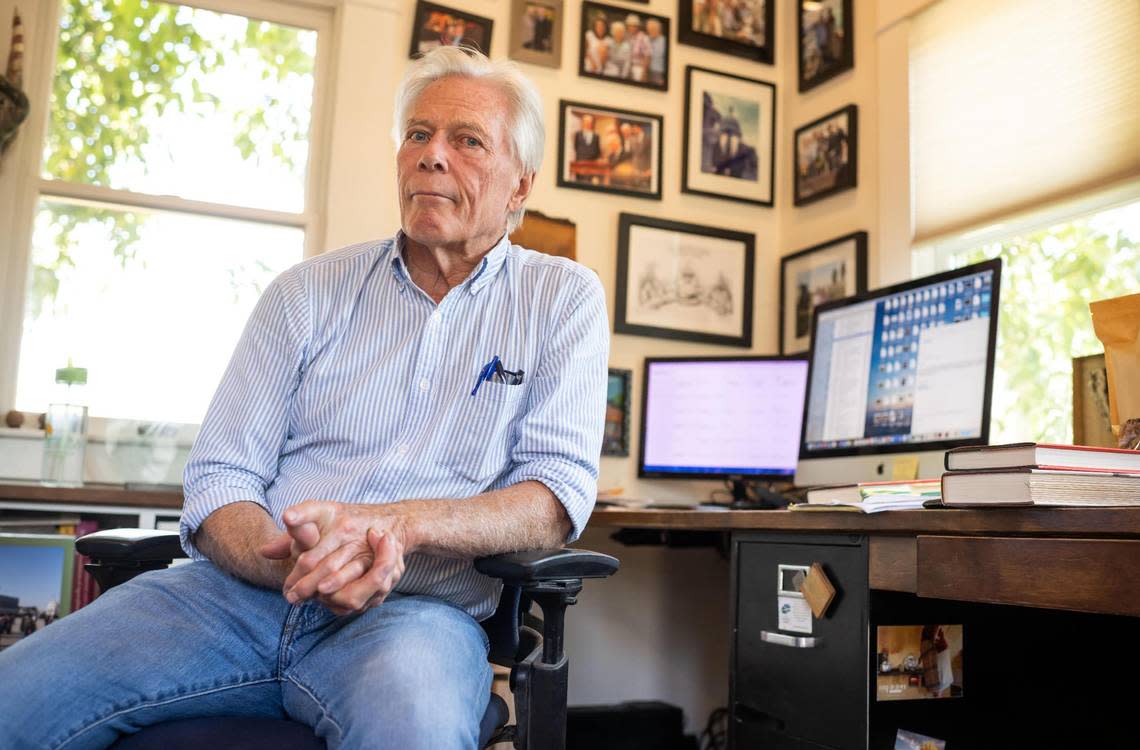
top-left (615, 213), bottom-right (755, 347)
top-left (579, 2), bottom-right (670, 91)
top-left (798, 0), bottom-right (854, 92)
top-left (557, 100), bottom-right (662, 200)
top-left (780, 231), bottom-right (867, 354)
top-left (603, 368), bottom-right (633, 456)
top-left (876, 624), bottom-right (964, 702)
top-left (509, 0), bottom-right (563, 68)
top-left (1073, 353), bottom-right (1116, 448)
top-left (409, 1), bottom-right (493, 59)
top-left (0, 533), bottom-right (75, 651)
top-left (678, 0), bottom-right (773, 64)
top-left (509, 209), bottom-right (576, 260)
top-left (682, 66), bottom-right (775, 206)
top-left (794, 104), bottom-right (857, 206)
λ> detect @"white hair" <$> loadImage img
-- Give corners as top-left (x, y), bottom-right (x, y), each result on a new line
top-left (392, 47), bottom-right (544, 233)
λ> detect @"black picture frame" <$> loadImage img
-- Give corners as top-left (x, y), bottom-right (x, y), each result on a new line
top-left (793, 104), bottom-right (857, 206)
top-left (602, 367), bottom-right (633, 456)
top-left (615, 213), bottom-right (755, 348)
top-left (579, 1), bottom-right (670, 92)
top-left (409, 1), bottom-right (494, 59)
top-left (797, 0), bottom-right (854, 92)
top-left (779, 231), bottom-right (868, 355)
top-left (677, 0), bottom-right (774, 65)
top-left (556, 100), bottom-right (663, 201)
top-left (682, 65), bottom-right (776, 207)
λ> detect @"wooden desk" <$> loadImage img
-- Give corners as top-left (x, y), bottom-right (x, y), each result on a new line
top-left (588, 506), bottom-right (1140, 618)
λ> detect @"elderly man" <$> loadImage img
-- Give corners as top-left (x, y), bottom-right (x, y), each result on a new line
top-left (0, 47), bottom-right (608, 750)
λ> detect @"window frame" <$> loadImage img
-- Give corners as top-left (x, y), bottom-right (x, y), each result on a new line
top-left (0, 0), bottom-right (336, 436)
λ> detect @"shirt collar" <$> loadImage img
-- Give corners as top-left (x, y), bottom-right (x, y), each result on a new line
top-left (389, 231), bottom-right (510, 297)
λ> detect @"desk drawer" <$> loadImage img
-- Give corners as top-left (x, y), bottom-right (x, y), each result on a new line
top-left (732, 534), bottom-right (868, 750)
top-left (917, 535), bottom-right (1140, 616)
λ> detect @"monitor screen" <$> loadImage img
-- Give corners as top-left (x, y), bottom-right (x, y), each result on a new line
top-left (800, 259), bottom-right (1001, 458)
top-left (639, 356), bottom-right (809, 480)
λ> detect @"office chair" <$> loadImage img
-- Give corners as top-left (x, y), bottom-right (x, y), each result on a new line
top-left (75, 529), bottom-right (619, 750)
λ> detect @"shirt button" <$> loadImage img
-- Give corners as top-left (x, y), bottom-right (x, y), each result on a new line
top-left (418, 378), bottom-right (430, 391)
top-left (397, 445), bottom-right (409, 456)
top-left (429, 313), bottom-right (441, 327)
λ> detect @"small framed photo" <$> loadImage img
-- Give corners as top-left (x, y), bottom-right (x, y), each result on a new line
top-left (579, 2), bottom-right (670, 91)
top-left (780, 231), bottom-right (867, 354)
top-left (682, 65), bottom-right (775, 206)
top-left (509, 0), bottom-right (563, 68)
top-left (798, 0), bottom-right (854, 92)
top-left (876, 624), bottom-right (964, 702)
top-left (603, 368), bottom-right (633, 456)
top-left (1073, 353), bottom-right (1115, 448)
top-left (678, 0), bottom-right (774, 64)
top-left (409, 1), bottom-right (494, 59)
top-left (557, 100), bottom-right (662, 200)
top-left (794, 104), bottom-right (857, 206)
top-left (615, 213), bottom-right (755, 348)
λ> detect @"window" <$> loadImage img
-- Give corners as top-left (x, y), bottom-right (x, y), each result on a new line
top-left (11, 0), bottom-right (328, 425)
top-left (922, 197), bottom-right (1140, 444)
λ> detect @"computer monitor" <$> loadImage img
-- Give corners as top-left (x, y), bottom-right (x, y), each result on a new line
top-left (796, 258), bottom-right (1001, 486)
top-left (639, 356), bottom-right (809, 506)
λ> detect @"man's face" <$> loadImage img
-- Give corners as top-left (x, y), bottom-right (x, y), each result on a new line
top-left (582, 114), bottom-right (595, 132)
top-left (647, 20), bottom-right (661, 38)
top-left (397, 77), bottom-right (531, 252)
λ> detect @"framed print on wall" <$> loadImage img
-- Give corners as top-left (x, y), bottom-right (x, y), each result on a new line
top-left (794, 104), bottom-right (857, 206)
top-left (580, 1), bottom-right (670, 91)
top-left (615, 213), bottom-right (755, 348)
top-left (682, 65), bottom-right (775, 206)
top-left (509, 0), bottom-right (564, 68)
top-left (409, 1), bottom-right (494, 58)
top-left (798, 0), bottom-right (854, 92)
top-left (557, 100), bottom-right (663, 200)
top-left (677, 0), bottom-right (774, 64)
top-left (780, 231), bottom-right (867, 354)
top-left (603, 368), bottom-right (633, 456)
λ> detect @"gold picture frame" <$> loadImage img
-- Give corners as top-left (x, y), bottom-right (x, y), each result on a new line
top-left (1072, 352), bottom-right (1114, 447)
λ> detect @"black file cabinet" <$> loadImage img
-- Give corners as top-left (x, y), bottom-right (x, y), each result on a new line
top-left (730, 533), bottom-right (869, 750)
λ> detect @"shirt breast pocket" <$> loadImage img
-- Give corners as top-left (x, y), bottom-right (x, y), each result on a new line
top-left (442, 381), bottom-right (529, 484)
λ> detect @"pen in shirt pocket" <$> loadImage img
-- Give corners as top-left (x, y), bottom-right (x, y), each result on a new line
top-left (471, 355), bottom-right (525, 396)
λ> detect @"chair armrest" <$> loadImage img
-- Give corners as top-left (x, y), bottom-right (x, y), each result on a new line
top-left (474, 548), bottom-right (619, 584)
top-left (76, 529), bottom-right (187, 563)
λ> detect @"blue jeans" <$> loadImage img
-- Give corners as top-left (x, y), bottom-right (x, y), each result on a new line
top-left (0, 561), bottom-right (492, 749)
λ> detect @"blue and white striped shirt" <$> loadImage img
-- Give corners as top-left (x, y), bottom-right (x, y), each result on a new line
top-left (182, 233), bottom-right (609, 619)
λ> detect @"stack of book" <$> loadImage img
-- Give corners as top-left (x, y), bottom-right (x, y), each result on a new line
top-left (941, 442), bottom-right (1140, 507)
top-left (794, 478), bottom-right (943, 513)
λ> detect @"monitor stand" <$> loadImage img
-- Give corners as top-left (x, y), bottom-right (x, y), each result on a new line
top-left (728, 478), bottom-right (790, 510)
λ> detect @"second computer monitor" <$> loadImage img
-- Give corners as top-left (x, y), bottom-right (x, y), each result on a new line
top-left (796, 259), bottom-right (1001, 486)
top-left (639, 356), bottom-right (809, 486)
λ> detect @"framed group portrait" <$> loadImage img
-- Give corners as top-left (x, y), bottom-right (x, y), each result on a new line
top-left (603, 368), bottom-right (633, 456)
top-left (794, 104), bottom-right (857, 206)
top-left (615, 213), bottom-right (755, 348)
top-left (682, 66), bottom-right (775, 206)
top-left (509, 0), bottom-right (563, 68)
top-left (780, 231), bottom-right (867, 354)
top-left (557, 100), bottom-right (663, 200)
top-left (409, 1), bottom-right (493, 58)
top-left (579, 1), bottom-right (670, 91)
top-left (798, 0), bottom-right (853, 92)
top-left (678, 0), bottom-right (774, 64)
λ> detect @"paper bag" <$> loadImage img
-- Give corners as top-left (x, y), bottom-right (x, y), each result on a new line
top-left (1090, 292), bottom-right (1140, 446)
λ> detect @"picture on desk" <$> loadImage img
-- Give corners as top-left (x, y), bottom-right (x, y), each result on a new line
top-left (894, 729), bottom-right (946, 750)
top-left (557, 101), bottom-right (663, 200)
top-left (0, 535), bottom-right (74, 651)
top-left (876, 624), bottom-right (964, 702)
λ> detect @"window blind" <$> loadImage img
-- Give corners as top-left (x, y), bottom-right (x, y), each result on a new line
top-left (909, 0), bottom-right (1140, 243)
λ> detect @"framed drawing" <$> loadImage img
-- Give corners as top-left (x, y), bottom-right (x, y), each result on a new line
top-left (677, 0), bottom-right (773, 64)
top-left (794, 104), bottom-right (857, 206)
top-left (557, 100), bottom-right (663, 200)
top-left (798, 0), bottom-right (853, 92)
top-left (509, 0), bottom-right (563, 68)
top-left (409, 1), bottom-right (494, 58)
top-left (603, 368), bottom-right (632, 456)
top-left (780, 231), bottom-right (867, 354)
top-left (1072, 353), bottom-right (1115, 448)
top-left (615, 213), bottom-right (755, 348)
top-left (579, 2), bottom-right (670, 91)
top-left (682, 65), bottom-right (775, 206)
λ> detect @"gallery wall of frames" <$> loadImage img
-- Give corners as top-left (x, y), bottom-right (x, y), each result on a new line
top-left (406, 0), bottom-right (874, 476)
